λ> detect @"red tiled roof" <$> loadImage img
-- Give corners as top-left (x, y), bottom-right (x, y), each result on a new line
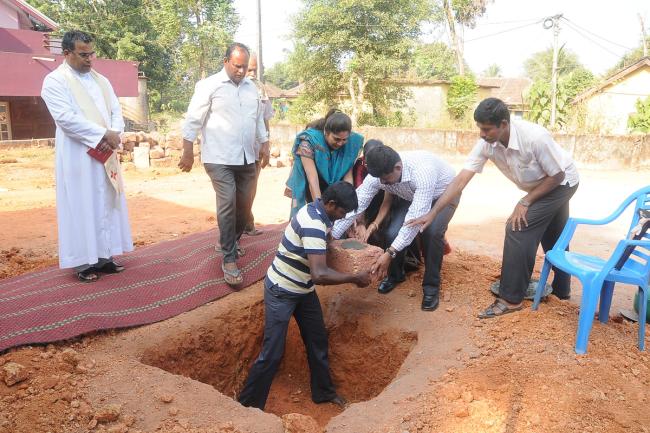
top-left (476, 77), bottom-right (532, 106)
top-left (0, 52), bottom-right (139, 97)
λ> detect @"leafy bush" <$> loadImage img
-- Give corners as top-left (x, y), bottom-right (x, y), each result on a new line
top-left (628, 96), bottom-right (650, 133)
top-left (447, 75), bottom-right (478, 119)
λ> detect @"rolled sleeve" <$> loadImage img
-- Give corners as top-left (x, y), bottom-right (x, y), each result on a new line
top-left (463, 140), bottom-right (489, 173)
top-left (534, 132), bottom-right (566, 177)
top-left (332, 176), bottom-right (380, 239)
top-left (390, 179), bottom-right (436, 252)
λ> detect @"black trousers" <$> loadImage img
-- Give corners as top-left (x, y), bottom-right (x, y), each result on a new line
top-left (385, 196), bottom-right (459, 297)
top-left (499, 183), bottom-right (579, 304)
top-left (238, 278), bottom-right (337, 410)
top-left (245, 160), bottom-right (262, 230)
top-left (204, 162), bottom-right (257, 263)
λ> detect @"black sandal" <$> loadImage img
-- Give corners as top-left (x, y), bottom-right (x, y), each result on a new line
top-left (77, 268), bottom-right (100, 283)
top-left (96, 261), bottom-right (125, 274)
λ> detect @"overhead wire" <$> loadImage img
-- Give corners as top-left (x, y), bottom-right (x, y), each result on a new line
top-left (561, 19), bottom-right (626, 58)
top-left (561, 16), bottom-right (634, 51)
top-left (464, 20), bottom-right (543, 43)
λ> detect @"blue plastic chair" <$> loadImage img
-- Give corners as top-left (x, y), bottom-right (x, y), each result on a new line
top-left (532, 185), bottom-right (650, 354)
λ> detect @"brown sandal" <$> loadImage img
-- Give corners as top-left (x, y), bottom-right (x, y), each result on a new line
top-left (478, 299), bottom-right (523, 319)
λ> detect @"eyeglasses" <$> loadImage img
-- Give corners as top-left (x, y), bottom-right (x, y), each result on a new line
top-left (74, 51), bottom-right (95, 59)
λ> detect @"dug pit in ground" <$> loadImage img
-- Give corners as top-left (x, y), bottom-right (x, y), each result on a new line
top-left (140, 286), bottom-right (417, 427)
top-left (59, 268), bottom-right (474, 433)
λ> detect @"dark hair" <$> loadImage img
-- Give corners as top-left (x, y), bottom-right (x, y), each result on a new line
top-left (363, 139), bottom-right (383, 158)
top-left (61, 30), bottom-right (93, 52)
top-left (224, 42), bottom-right (250, 61)
top-left (306, 108), bottom-right (352, 134)
top-left (365, 145), bottom-right (400, 178)
top-left (474, 97), bottom-right (510, 126)
top-left (321, 181), bottom-right (358, 213)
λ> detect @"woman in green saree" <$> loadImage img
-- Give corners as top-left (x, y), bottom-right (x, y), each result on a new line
top-left (285, 109), bottom-right (363, 217)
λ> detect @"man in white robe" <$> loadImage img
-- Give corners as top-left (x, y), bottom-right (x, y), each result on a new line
top-left (41, 30), bottom-right (133, 282)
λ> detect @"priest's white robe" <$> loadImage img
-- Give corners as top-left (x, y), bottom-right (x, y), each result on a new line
top-left (41, 65), bottom-right (133, 269)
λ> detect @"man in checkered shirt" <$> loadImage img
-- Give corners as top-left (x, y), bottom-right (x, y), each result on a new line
top-left (331, 143), bottom-right (458, 311)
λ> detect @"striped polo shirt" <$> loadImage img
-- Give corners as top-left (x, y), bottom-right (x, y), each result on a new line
top-left (267, 199), bottom-right (332, 294)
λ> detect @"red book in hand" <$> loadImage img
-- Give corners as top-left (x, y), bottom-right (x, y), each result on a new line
top-left (87, 147), bottom-right (113, 164)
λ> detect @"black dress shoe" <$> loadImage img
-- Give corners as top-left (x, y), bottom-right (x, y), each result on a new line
top-left (421, 294), bottom-right (439, 311)
top-left (377, 277), bottom-right (404, 294)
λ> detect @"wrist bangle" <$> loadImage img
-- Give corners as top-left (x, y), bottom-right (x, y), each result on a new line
top-left (518, 198), bottom-right (530, 207)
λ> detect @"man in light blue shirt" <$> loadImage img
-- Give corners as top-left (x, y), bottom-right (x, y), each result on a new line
top-left (179, 42), bottom-right (270, 285)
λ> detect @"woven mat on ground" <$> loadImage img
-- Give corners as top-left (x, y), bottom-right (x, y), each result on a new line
top-left (0, 225), bottom-right (285, 352)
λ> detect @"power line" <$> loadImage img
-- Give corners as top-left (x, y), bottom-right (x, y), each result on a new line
top-left (561, 17), bottom-right (634, 51)
top-left (562, 20), bottom-right (626, 58)
top-left (465, 20), bottom-right (542, 43)
top-left (475, 17), bottom-right (541, 26)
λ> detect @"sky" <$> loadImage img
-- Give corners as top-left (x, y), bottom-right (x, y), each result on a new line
top-left (233, 0), bottom-right (650, 78)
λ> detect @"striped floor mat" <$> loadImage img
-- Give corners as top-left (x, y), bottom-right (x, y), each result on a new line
top-left (0, 225), bottom-right (284, 352)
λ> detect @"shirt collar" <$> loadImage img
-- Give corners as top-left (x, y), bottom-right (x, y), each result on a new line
top-left (312, 199), bottom-right (333, 228)
top-left (217, 68), bottom-right (252, 87)
top-left (505, 121), bottom-right (520, 150)
top-left (487, 123), bottom-right (519, 152)
top-left (398, 158), bottom-right (411, 183)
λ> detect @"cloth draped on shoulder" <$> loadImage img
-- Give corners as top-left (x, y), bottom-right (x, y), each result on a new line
top-left (285, 128), bottom-right (363, 217)
top-left (57, 62), bottom-right (122, 194)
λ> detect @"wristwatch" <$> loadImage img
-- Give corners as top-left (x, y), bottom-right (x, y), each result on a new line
top-left (386, 247), bottom-right (397, 259)
top-left (518, 198), bottom-right (531, 207)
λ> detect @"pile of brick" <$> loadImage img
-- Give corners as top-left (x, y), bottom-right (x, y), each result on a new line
top-left (118, 131), bottom-right (196, 169)
top-left (269, 146), bottom-right (292, 168)
top-left (118, 132), bottom-right (292, 170)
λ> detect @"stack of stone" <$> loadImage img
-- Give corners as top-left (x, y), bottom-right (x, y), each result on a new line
top-left (119, 131), bottom-right (200, 169)
top-left (268, 146), bottom-right (292, 168)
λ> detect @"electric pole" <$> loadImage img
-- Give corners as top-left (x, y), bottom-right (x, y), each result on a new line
top-left (544, 14), bottom-right (562, 129)
top-left (640, 13), bottom-right (648, 58)
top-left (256, 0), bottom-right (264, 81)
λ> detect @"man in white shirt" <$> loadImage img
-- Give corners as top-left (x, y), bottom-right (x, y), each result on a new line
top-left (408, 98), bottom-right (579, 318)
top-left (332, 144), bottom-right (457, 311)
top-left (179, 42), bottom-right (270, 286)
top-left (243, 52), bottom-right (275, 236)
top-left (41, 30), bottom-right (133, 283)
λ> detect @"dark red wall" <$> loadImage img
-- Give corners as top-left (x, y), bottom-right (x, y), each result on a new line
top-left (3, 96), bottom-right (54, 139)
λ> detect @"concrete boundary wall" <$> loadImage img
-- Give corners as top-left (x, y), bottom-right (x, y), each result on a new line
top-left (2, 126), bottom-right (648, 169)
top-left (270, 124), bottom-right (650, 169)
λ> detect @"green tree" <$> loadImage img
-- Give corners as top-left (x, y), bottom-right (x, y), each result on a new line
top-left (289, 0), bottom-right (430, 124)
top-left (31, 0), bottom-right (238, 112)
top-left (150, 0), bottom-right (238, 110)
top-left (265, 60), bottom-right (299, 90)
top-left (606, 36), bottom-right (650, 76)
top-left (628, 96), bottom-right (650, 133)
top-left (481, 63), bottom-right (501, 77)
top-left (523, 46), bottom-right (583, 82)
top-left (446, 74), bottom-right (478, 119)
top-left (411, 42), bottom-right (458, 80)
top-left (435, 0), bottom-right (490, 75)
top-left (563, 68), bottom-right (596, 102)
